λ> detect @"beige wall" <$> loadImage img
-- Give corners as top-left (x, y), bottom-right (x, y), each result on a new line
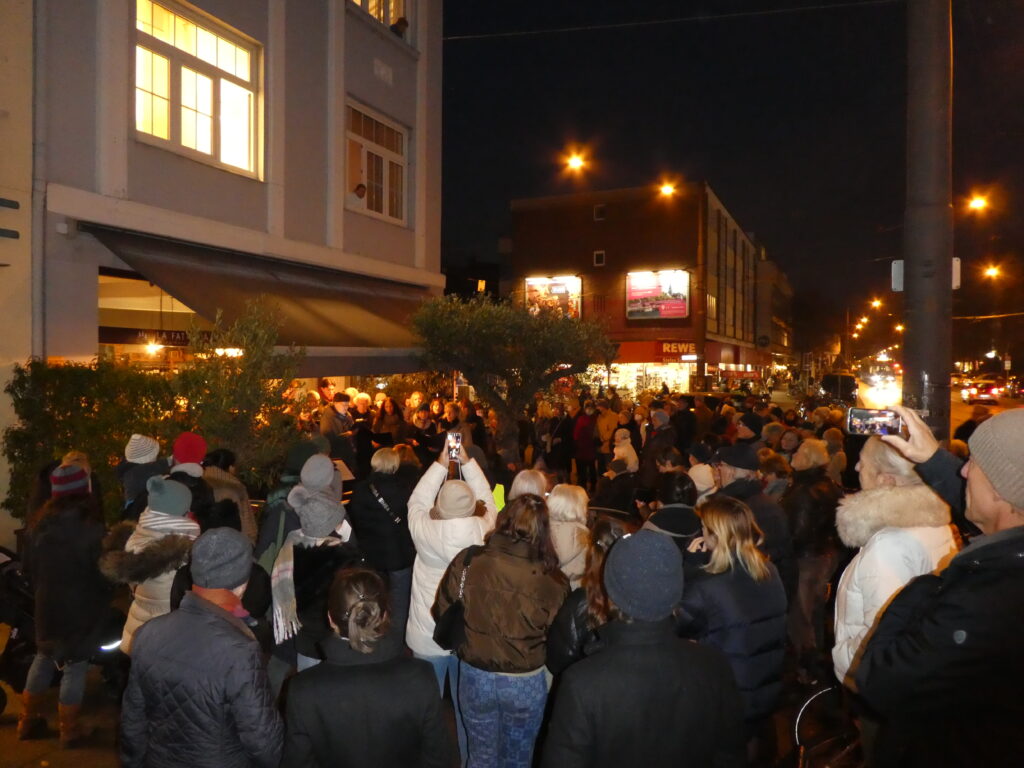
top-left (0, 0), bottom-right (36, 548)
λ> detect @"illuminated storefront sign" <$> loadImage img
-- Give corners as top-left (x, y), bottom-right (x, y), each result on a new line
top-left (625, 270), bottom-right (689, 320)
top-left (525, 275), bottom-right (582, 318)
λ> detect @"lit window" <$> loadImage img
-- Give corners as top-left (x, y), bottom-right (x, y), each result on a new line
top-left (352, 0), bottom-right (412, 42)
top-left (134, 0), bottom-right (260, 176)
top-left (346, 105), bottom-right (407, 224)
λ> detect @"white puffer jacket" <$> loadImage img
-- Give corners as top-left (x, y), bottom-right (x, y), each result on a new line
top-left (406, 459), bottom-right (497, 658)
top-left (832, 484), bottom-right (959, 683)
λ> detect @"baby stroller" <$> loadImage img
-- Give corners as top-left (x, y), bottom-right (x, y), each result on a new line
top-left (0, 545), bottom-right (129, 714)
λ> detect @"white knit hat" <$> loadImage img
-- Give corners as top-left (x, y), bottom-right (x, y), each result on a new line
top-left (125, 434), bottom-right (160, 464)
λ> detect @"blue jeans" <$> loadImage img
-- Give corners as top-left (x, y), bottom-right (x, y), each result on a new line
top-left (25, 653), bottom-right (88, 706)
top-left (459, 662), bottom-right (547, 768)
top-left (417, 652), bottom-right (467, 766)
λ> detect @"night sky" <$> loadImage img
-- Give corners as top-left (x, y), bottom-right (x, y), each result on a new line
top-left (441, 0), bottom-right (1024, 344)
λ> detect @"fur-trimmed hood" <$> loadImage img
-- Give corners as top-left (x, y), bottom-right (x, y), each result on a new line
top-left (99, 522), bottom-right (193, 584)
top-left (836, 484), bottom-right (950, 548)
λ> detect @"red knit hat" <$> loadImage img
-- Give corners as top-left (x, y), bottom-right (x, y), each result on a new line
top-left (50, 464), bottom-right (90, 498)
top-left (173, 432), bottom-right (207, 466)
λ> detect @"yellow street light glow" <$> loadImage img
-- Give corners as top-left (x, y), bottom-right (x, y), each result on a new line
top-left (984, 266), bottom-right (1000, 278)
top-left (860, 316), bottom-right (869, 324)
top-left (895, 324), bottom-right (904, 332)
top-left (852, 333), bottom-right (860, 339)
top-left (566, 154), bottom-right (585, 171)
top-left (968, 196), bottom-right (988, 211)
top-left (145, 342), bottom-right (164, 356)
top-left (870, 299), bottom-right (882, 309)
top-left (659, 183), bottom-right (676, 197)
top-left (855, 323), bottom-right (863, 330)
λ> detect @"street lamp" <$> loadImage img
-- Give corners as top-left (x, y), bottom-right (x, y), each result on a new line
top-left (895, 324), bottom-right (904, 332)
top-left (566, 153), bottom-right (586, 172)
top-left (659, 183), bottom-right (676, 197)
top-left (870, 299), bottom-right (882, 309)
top-left (984, 265), bottom-right (1000, 279)
top-left (860, 316), bottom-right (869, 324)
top-left (967, 195), bottom-right (988, 212)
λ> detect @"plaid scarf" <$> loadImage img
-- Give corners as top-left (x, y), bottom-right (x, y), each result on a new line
top-left (270, 528), bottom-right (342, 645)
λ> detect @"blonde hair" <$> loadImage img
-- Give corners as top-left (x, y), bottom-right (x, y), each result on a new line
top-left (393, 443), bottom-right (420, 467)
top-left (546, 484), bottom-right (589, 524)
top-left (355, 392), bottom-right (372, 406)
top-left (509, 469), bottom-right (549, 500)
top-left (822, 428), bottom-right (845, 454)
top-left (860, 435), bottom-right (918, 481)
top-left (699, 496), bottom-right (771, 582)
top-left (796, 438), bottom-right (830, 469)
top-left (370, 447), bottom-right (400, 474)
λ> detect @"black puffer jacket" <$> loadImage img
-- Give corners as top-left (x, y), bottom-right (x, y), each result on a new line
top-left (780, 466), bottom-right (843, 557)
top-left (590, 472), bottom-right (636, 514)
top-left (121, 592), bottom-right (282, 768)
top-left (716, 478), bottom-right (796, 598)
top-left (856, 526), bottom-right (1024, 768)
top-left (546, 588), bottom-right (595, 676)
top-left (347, 472), bottom-right (416, 572)
top-left (677, 563), bottom-right (787, 722)
top-left (292, 540), bottom-right (363, 658)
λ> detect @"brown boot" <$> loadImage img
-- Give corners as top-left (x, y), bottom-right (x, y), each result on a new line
top-left (17, 690), bottom-right (48, 740)
top-left (58, 703), bottom-right (91, 749)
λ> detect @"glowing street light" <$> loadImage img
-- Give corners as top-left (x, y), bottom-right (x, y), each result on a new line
top-left (967, 195), bottom-right (988, 212)
top-left (870, 299), bottom-right (882, 309)
top-left (895, 324), bottom-right (904, 332)
top-left (852, 332), bottom-right (860, 339)
top-left (984, 265), bottom-right (1000, 279)
top-left (566, 153), bottom-right (586, 171)
top-left (860, 316), bottom-right (869, 324)
top-left (659, 183), bottom-right (676, 197)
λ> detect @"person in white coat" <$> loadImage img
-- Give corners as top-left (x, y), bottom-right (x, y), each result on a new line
top-left (546, 484), bottom-right (590, 589)
top-left (406, 445), bottom-right (497, 766)
top-left (832, 436), bottom-right (959, 685)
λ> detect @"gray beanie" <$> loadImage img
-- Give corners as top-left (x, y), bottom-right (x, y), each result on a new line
top-left (287, 485), bottom-right (345, 538)
top-left (301, 454), bottom-right (336, 493)
top-left (603, 529), bottom-right (683, 621)
top-left (146, 475), bottom-right (192, 517)
top-left (651, 409), bottom-right (670, 428)
top-left (191, 528), bottom-right (252, 590)
top-left (968, 409), bottom-right (1024, 509)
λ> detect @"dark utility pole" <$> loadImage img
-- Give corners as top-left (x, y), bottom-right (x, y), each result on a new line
top-left (902, 0), bottom-right (953, 439)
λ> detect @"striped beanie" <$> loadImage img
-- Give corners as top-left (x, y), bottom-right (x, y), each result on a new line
top-left (125, 434), bottom-right (160, 464)
top-left (50, 464), bottom-right (90, 498)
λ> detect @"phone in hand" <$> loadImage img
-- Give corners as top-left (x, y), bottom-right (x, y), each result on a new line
top-left (447, 431), bottom-right (463, 461)
top-left (846, 407), bottom-right (903, 437)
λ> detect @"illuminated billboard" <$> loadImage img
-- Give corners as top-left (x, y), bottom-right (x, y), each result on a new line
top-left (625, 270), bottom-right (690, 320)
top-left (525, 275), bottom-right (582, 318)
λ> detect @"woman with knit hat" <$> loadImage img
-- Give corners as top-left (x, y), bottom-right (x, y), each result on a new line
top-left (270, 453), bottom-right (360, 670)
top-left (100, 475), bottom-right (199, 655)
top-left (406, 443), bottom-right (497, 765)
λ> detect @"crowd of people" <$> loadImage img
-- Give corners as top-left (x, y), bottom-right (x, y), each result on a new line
top-left (10, 378), bottom-right (1024, 767)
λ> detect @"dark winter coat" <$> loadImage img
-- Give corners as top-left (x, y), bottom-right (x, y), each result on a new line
top-left (855, 525), bottom-right (1024, 768)
top-left (677, 563), bottom-right (787, 722)
top-left (435, 533), bottom-right (569, 673)
top-left (715, 478), bottom-right (796, 597)
top-left (292, 539), bottom-right (363, 658)
top-left (780, 466), bottom-right (843, 557)
top-left (121, 592), bottom-right (282, 768)
top-left (23, 504), bottom-right (112, 662)
top-left (642, 504), bottom-right (709, 579)
top-left (638, 425), bottom-right (678, 491)
top-left (170, 562), bottom-right (273, 652)
top-left (540, 618), bottom-right (745, 768)
top-left (546, 416), bottom-right (575, 471)
top-left (915, 448), bottom-right (979, 538)
top-left (590, 472), bottom-right (636, 515)
top-left (671, 407), bottom-right (697, 454)
top-left (573, 412), bottom-right (597, 461)
top-left (546, 588), bottom-right (595, 676)
top-left (347, 471), bottom-right (416, 573)
top-left (281, 634), bottom-right (454, 768)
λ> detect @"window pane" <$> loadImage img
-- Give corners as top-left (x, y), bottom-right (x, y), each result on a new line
top-left (136, 0), bottom-right (152, 34)
top-left (152, 95), bottom-right (169, 139)
top-left (151, 53), bottom-right (169, 98)
top-left (346, 106), bottom-right (355, 131)
top-left (390, 0), bottom-right (405, 22)
top-left (181, 107), bottom-right (196, 149)
top-left (197, 28), bottom-right (217, 65)
top-left (135, 90), bottom-right (152, 133)
top-left (196, 73), bottom-right (212, 114)
top-left (235, 47), bottom-right (250, 81)
top-left (135, 46), bottom-right (151, 91)
top-left (368, 0), bottom-right (384, 22)
top-left (175, 16), bottom-right (196, 56)
top-left (181, 68), bottom-right (196, 109)
top-left (366, 152), bottom-right (384, 213)
top-left (196, 114), bottom-right (212, 154)
top-left (388, 160), bottom-right (403, 219)
top-left (217, 37), bottom-right (236, 75)
top-left (151, 3), bottom-right (174, 43)
top-left (220, 80), bottom-right (254, 171)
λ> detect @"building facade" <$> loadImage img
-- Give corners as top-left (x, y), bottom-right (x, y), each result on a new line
top-left (510, 184), bottom-right (791, 394)
top-left (0, 0), bottom-right (443, 544)
top-left (755, 255), bottom-right (795, 370)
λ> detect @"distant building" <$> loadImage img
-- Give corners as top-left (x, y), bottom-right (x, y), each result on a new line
top-left (510, 184), bottom-right (791, 394)
top-left (755, 256), bottom-right (795, 369)
top-left (0, 0), bottom-right (442, 544)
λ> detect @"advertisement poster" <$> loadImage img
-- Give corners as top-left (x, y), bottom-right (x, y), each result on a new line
top-left (525, 276), bottom-right (582, 318)
top-left (625, 270), bottom-right (689, 320)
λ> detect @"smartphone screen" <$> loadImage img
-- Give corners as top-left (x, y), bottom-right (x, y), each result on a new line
top-left (846, 408), bottom-right (903, 436)
top-left (447, 431), bottom-right (463, 461)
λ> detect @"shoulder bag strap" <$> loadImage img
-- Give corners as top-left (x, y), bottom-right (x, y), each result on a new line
top-left (369, 482), bottom-right (402, 525)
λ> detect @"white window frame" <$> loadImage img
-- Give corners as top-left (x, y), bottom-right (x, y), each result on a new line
top-left (134, 0), bottom-right (263, 180)
top-left (350, 0), bottom-right (413, 42)
top-left (345, 102), bottom-right (408, 226)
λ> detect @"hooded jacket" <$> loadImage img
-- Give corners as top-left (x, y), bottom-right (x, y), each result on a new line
top-left (550, 519), bottom-right (589, 588)
top-left (100, 514), bottom-right (198, 654)
top-left (831, 484), bottom-right (958, 683)
top-left (405, 459), bottom-right (497, 657)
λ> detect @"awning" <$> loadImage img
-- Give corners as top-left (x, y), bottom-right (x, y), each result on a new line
top-left (87, 226), bottom-right (432, 375)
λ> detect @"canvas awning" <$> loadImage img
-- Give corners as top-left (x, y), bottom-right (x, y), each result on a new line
top-left (87, 226), bottom-right (431, 375)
